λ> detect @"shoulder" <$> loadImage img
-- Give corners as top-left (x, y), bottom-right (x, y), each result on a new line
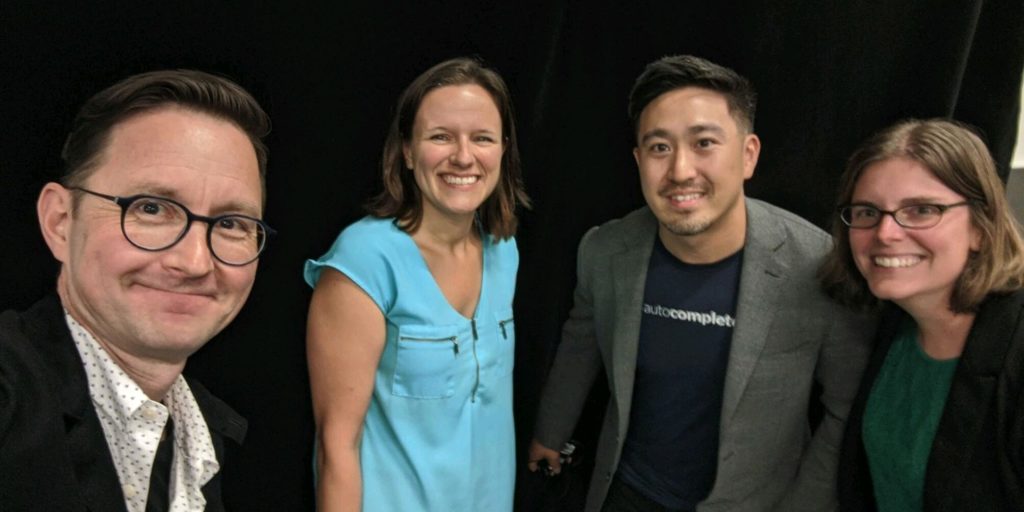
top-left (184, 377), bottom-right (247, 446)
top-left (579, 206), bottom-right (655, 254)
top-left (340, 217), bottom-right (409, 257)
top-left (0, 297), bottom-right (67, 376)
top-left (337, 214), bottom-right (397, 237)
top-left (0, 297), bottom-right (76, 443)
top-left (304, 216), bottom-right (407, 288)
top-left (319, 216), bottom-right (409, 258)
top-left (747, 198), bottom-right (832, 259)
top-left (486, 232), bottom-right (518, 253)
top-left (976, 289), bottom-right (1024, 320)
top-left (485, 233), bottom-right (519, 266)
top-left (0, 307), bottom-right (40, 391)
top-left (976, 289), bottom-right (1024, 336)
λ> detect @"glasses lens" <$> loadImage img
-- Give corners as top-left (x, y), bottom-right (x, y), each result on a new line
top-left (210, 216), bottom-right (266, 265)
top-left (122, 197), bottom-right (189, 249)
top-left (895, 205), bottom-right (942, 228)
top-left (842, 206), bottom-right (880, 228)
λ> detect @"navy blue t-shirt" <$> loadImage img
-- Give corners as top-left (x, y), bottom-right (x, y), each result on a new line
top-left (616, 236), bottom-right (742, 510)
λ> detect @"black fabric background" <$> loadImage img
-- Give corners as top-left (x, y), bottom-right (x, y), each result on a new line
top-left (2, 2), bottom-right (1021, 510)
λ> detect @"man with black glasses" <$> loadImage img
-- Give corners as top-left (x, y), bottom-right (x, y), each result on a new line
top-left (0, 70), bottom-right (272, 512)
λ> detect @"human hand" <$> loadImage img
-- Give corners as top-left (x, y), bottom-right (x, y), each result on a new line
top-left (527, 438), bottom-right (563, 476)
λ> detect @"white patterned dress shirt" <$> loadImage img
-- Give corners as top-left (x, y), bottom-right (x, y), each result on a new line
top-left (66, 312), bottom-right (220, 512)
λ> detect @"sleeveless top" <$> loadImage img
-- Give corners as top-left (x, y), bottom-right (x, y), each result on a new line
top-left (304, 216), bottom-right (518, 511)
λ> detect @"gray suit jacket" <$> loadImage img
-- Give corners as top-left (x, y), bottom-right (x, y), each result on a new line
top-left (534, 199), bottom-right (874, 512)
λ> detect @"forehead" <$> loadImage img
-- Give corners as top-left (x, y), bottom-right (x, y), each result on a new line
top-left (638, 87), bottom-right (736, 129)
top-left (853, 157), bottom-right (962, 201)
top-left (416, 84), bottom-right (501, 125)
top-left (89, 107), bottom-right (263, 213)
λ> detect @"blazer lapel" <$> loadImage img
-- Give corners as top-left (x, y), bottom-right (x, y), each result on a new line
top-left (925, 292), bottom-right (1023, 511)
top-left (26, 297), bottom-right (129, 512)
top-left (721, 200), bottom-right (788, 426)
top-left (608, 208), bottom-right (657, 425)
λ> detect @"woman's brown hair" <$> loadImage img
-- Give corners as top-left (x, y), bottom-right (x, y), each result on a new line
top-left (820, 118), bottom-right (1024, 313)
top-left (367, 57), bottom-right (530, 239)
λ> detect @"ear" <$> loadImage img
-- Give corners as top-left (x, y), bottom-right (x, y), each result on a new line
top-left (37, 182), bottom-right (73, 264)
top-left (402, 143), bottom-right (413, 170)
top-left (633, 146), bottom-right (641, 168)
top-left (742, 134), bottom-right (761, 180)
top-left (969, 223), bottom-right (982, 252)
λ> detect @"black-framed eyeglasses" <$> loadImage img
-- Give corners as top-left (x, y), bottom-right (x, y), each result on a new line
top-left (838, 202), bottom-right (970, 229)
top-left (69, 186), bottom-right (275, 266)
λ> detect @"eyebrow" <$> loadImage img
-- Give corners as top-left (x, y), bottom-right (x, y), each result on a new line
top-left (850, 196), bottom-right (959, 208)
top-left (122, 183), bottom-right (262, 217)
top-left (638, 123), bottom-right (726, 144)
top-left (423, 126), bottom-right (499, 136)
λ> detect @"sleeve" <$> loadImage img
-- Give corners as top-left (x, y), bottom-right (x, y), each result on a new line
top-left (303, 218), bottom-right (398, 314)
top-left (490, 234), bottom-right (520, 300)
top-left (0, 343), bottom-right (13, 439)
top-left (532, 226), bottom-right (607, 449)
top-left (1010, 313), bottom-right (1024, 495)
top-left (774, 301), bottom-right (877, 512)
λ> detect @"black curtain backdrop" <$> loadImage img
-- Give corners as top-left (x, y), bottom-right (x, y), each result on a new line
top-left (2, 2), bottom-right (1021, 510)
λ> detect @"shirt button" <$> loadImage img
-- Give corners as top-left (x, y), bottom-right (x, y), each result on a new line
top-left (142, 406), bottom-right (159, 420)
top-left (123, 483), bottom-right (137, 498)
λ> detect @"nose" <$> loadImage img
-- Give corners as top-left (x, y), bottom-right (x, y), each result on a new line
top-left (874, 212), bottom-right (906, 242)
top-left (449, 138), bottom-right (474, 167)
top-left (162, 222), bottom-right (216, 276)
top-left (668, 149), bottom-right (697, 183)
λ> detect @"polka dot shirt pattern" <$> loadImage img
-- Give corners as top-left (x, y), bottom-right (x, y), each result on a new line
top-left (66, 313), bottom-right (220, 512)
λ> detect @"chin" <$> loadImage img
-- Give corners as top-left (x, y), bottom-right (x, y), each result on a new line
top-left (867, 283), bottom-right (922, 304)
top-left (658, 211), bottom-right (712, 237)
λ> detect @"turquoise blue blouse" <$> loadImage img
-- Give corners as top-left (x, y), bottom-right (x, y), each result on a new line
top-left (304, 216), bottom-right (517, 511)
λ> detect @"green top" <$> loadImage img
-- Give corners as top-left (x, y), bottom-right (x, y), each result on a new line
top-left (863, 318), bottom-right (959, 511)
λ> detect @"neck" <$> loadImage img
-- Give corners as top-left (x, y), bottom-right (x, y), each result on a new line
top-left (901, 301), bottom-right (975, 360)
top-left (103, 346), bottom-right (182, 401)
top-left (57, 273), bottom-right (183, 401)
top-left (414, 207), bottom-right (479, 251)
top-left (659, 203), bottom-right (747, 264)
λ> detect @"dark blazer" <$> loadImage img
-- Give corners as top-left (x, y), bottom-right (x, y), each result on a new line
top-left (839, 290), bottom-right (1024, 511)
top-left (534, 199), bottom-right (875, 512)
top-left (0, 296), bottom-right (247, 512)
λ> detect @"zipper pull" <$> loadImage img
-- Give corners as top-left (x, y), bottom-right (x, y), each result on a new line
top-left (500, 321), bottom-right (508, 339)
top-left (451, 336), bottom-right (459, 355)
top-left (471, 319), bottom-right (478, 340)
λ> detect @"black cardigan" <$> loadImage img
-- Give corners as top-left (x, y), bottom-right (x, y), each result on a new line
top-left (838, 290), bottom-right (1024, 511)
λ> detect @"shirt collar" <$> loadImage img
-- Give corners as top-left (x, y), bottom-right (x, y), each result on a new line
top-left (65, 311), bottom-right (221, 509)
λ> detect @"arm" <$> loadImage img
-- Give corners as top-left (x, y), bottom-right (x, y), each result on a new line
top-left (307, 269), bottom-right (386, 512)
top-left (774, 304), bottom-right (875, 511)
top-left (529, 228), bottom-right (606, 471)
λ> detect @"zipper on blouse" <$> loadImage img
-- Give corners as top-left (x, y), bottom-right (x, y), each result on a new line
top-left (470, 318), bottom-right (480, 403)
top-left (399, 335), bottom-right (459, 355)
top-left (499, 318), bottom-right (513, 340)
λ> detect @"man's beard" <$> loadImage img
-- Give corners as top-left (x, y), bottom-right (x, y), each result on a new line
top-left (660, 216), bottom-right (712, 236)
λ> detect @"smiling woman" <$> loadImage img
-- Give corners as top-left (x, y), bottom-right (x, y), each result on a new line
top-left (303, 58), bottom-right (529, 512)
top-left (405, 84), bottom-right (504, 228)
top-left (820, 119), bottom-right (1024, 510)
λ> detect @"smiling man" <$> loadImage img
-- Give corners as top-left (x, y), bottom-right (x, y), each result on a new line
top-left (0, 70), bottom-right (272, 512)
top-left (528, 55), bottom-right (874, 512)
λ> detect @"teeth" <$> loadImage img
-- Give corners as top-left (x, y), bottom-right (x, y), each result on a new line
top-left (670, 193), bottom-right (702, 202)
top-left (874, 256), bottom-right (922, 268)
top-left (443, 175), bottom-right (479, 185)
